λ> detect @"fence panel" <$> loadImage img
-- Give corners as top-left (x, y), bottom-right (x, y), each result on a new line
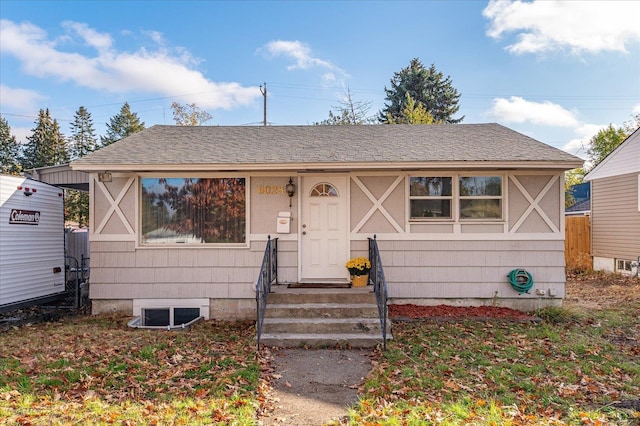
top-left (565, 216), bottom-right (591, 271)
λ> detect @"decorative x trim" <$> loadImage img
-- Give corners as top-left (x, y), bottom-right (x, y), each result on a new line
top-left (94, 176), bottom-right (136, 236)
top-left (509, 175), bottom-right (560, 234)
top-left (351, 175), bottom-right (405, 234)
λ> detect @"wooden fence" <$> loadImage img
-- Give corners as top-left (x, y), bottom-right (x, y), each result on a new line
top-left (565, 215), bottom-right (591, 271)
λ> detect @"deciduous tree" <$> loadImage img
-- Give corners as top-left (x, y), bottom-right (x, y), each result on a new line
top-left (564, 168), bottom-right (585, 207)
top-left (586, 125), bottom-right (629, 171)
top-left (315, 88), bottom-right (375, 125)
top-left (385, 93), bottom-right (440, 124)
top-left (379, 58), bottom-right (463, 124)
top-left (171, 102), bottom-right (212, 126)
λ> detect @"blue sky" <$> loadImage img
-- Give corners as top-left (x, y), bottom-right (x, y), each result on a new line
top-left (1, 0), bottom-right (639, 159)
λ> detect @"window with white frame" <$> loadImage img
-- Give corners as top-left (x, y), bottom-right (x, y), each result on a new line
top-left (409, 177), bottom-right (453, 219)
top-left (616, 259), bottom-right (633, 274)
top-left (459, 175), bottom-right (503, 220)
top-left (141, 177), bottom-right (246, 244)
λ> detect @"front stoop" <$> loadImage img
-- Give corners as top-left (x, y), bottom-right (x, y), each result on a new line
top-left (259, 285), bottom-right (392, 348)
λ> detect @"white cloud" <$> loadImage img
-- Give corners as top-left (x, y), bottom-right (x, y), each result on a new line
top-left (486, 96), bottom-right (609, 157)
top-left (0, 19), bottom-right (259, 110)
top-left (488, 96), bottom-right (579, 127)
top-left (483, 0), bottom-right (640, 55)
top-left (562, 138), bottom-right (586, 158)
top-left (0, 84), bottom-right (46, 112)
top-left (260, 40), bottom-right (349, 79)
top-left (61, 21), bottom-right (113, 52)
top-left (562, 124), bottom-right (605, 158)
top-left (633, 104), bottom-right (640, 115)
top-left (11, 126), bottom-right (32, 145)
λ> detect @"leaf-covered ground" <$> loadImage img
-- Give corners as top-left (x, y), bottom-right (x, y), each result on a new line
top-left (0, 317), bottom-right (263, 425)
top-left (1, 272), bottom-right (639, 425)
top-left (347, 272), bottom-right (640, 425)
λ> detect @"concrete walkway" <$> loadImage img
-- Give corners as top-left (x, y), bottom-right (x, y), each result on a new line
top-left (259, 348), bottom-right (373, 425)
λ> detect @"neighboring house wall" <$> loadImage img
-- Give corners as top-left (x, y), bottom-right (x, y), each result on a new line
top-left (591, 173), bottom-right (640, 272)
top-left (586, 127), bottom-right (640, 275)
top-left (88, 170), bottom-right (566, 317)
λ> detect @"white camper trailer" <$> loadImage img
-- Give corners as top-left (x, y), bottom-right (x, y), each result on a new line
top-left (0, 174), bottom-right (66, 310)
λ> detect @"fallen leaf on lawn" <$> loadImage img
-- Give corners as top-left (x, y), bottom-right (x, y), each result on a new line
top-left (444, 380), bottom-right (461, 391)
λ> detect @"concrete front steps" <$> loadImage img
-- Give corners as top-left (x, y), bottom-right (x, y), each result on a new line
top-left (259, 285), bottom-right (392, 348)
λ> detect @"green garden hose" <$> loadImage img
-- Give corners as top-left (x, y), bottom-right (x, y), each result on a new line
top-left (508, 269), bottom-right (534, 294)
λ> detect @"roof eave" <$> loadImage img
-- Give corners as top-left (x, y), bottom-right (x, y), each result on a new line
top-left (70, 160), bottom-right (584, 173)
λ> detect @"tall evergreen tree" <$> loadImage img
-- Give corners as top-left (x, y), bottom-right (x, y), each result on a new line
top-left (69, 106), bottom-right (98, 159)
top-left (379, 58), bottom-right (463, 124)
top-left (100, 102), bottom-right (145, 146)
top-left (65, 106), bottom-right (97, 227)
top-left (21, 108), bottom-right (68, 170)
top-left (0, 114), bottom-right (22, 174)
top-left (65, 190), bottom-right (90, 227)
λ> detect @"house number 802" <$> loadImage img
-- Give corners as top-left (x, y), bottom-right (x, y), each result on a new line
top-left (258, 185), bottom-right (284, 195)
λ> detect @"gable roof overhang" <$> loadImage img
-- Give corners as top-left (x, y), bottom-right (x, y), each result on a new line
top-left (70, 124), bottom-right (584, 173)
top-left (584, 126), bottom-right (640, 181)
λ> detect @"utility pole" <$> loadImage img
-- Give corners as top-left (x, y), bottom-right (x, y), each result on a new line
top-left (260, 83), bottom-right (267, 126)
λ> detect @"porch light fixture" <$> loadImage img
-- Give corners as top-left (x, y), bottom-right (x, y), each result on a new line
top-left (98, 172), bottom-right (112, 182)
top-left (286, 177), bottom-right (296, 208)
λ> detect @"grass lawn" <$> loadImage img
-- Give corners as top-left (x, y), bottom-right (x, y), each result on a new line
top-left (349, 272), bottom-right (640, 425)
top-left (0, 317), bottom-right (262, 425)
top-left (1, 272), bottom-right (639, 425)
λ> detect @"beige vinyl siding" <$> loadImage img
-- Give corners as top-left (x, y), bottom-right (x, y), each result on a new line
top-left (591, 173), bottom-right (640, 259)
top-left (353, 239), bottom-right (565, 299)
top-left (89, 239), bottom-right (297, 301)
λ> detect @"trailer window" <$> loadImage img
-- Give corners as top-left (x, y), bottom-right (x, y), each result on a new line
top-left (141, 177), bottom-right (246, 244)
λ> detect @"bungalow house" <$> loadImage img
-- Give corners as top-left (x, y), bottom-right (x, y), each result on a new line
top-left (584, 126), bottom-right (640, 276)
top-left (70, 124), bottom-right (582, 321)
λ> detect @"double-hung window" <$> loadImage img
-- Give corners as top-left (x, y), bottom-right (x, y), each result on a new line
top-left (141, 177), bottom-right (246, 245)
top-left (409, 174), bottom-right (503, 221)
top-left (459, 175), bottom-right (503, 220)
top-left (409, 177), bottom-right (453, 219)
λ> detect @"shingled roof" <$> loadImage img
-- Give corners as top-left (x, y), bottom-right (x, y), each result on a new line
top-left (70, 123), bottom-right (583, 172)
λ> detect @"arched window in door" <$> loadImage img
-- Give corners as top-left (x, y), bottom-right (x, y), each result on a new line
top-left (310, 183), bottom-right (338, 197)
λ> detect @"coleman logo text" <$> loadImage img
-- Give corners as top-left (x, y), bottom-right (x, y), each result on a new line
top-left (9, 209), bottom-right (40, 225)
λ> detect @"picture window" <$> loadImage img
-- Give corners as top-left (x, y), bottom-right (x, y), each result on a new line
top-left (141, 177), bottom-right (246, 244)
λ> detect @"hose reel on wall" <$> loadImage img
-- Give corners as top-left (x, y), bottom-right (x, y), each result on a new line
top-left (508, 269), bottom-right (534, 294)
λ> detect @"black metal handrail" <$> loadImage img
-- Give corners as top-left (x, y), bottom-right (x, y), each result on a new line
top-left (368, 235), bottom-right (388, 350)
top-left (256, 236), bottom-right (278, 351)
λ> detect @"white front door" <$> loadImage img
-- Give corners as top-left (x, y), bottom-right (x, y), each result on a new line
top-left (300, 175), bottom-right (349, 282)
